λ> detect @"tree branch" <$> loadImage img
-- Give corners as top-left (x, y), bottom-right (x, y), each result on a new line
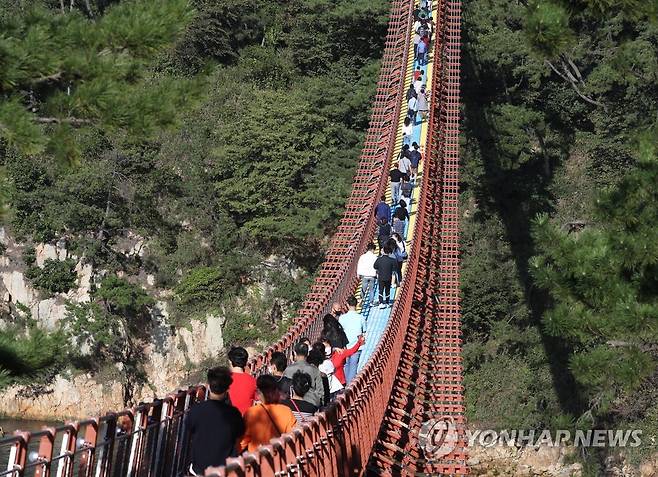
top-left (84, 0), bottom-right (94, 17)
top-left (544, 60), bottom-right (607, 110)
top-left (35, 117), bottom-right (92, 126)
top-left (30, 72), bottom-right (63, 85)
top-left (563, 54), bottom-right (584, 83)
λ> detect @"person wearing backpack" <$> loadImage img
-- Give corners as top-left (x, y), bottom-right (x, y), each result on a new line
top-left (377, 217), bottom-right (392, 250)
top-left (409, 142), bottom-right (422, 181)
top-left (374, 244), bottom-right (398, 309)
top-left (389, 234), bottom-right (408, 284)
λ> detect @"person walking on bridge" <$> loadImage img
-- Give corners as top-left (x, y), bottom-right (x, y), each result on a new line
top-left (338, 296), bottom-right (366, 384)
top-left (187, 367), bottom-right (245, 476)
top-left (417, 86), bottom-right (429, 123)
top-left (409, 142), bottom-right (422, 180)
top-left (320, 313), bottom-right (348, 349)
top-left (414, 73), bottom-right (424, 94)
top-left (282, 372), bottom-right (318, 423)
top-left (416, 36), bottom-right (428, 66)
top-left (357, 242), bottom-right (378, 307)
top-left (374, 244), bottom-right (398, 309)
top-left (227, 347), bottom-right (257, 415)
top-left (269, 351), bottom-right (292, 400)
top-left (402, 115), bottom-right (416, 145)
top-left (282, 341), bottom-right (324, 407)
top-left (390, 167), bottom-right (406, 205)
top-left (240, 375), bottom-right (296, 453)
top-left (407, 95), bottom-right (418, 124)
top-left (406, 82), bottom-right (417, 101)
top-left (375, 195), bottom-right (391, 224)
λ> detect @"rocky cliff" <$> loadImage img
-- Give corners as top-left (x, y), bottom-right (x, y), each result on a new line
top-left (0, 228), bottom-right (225, 420)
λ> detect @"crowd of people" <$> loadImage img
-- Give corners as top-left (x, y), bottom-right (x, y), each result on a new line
top-left (185, 4), bottom-right (433, 475)
top-left (187, 300), bottom-right (367, 475)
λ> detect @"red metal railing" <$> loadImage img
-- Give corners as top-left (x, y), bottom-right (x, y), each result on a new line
top-left (0, 0), bottom-right (465, 474)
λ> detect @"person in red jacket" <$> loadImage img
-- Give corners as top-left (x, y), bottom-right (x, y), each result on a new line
top-left (227, 346), bottom-right (257, 415)
top-left (330, 335), bottom-right (366, 389)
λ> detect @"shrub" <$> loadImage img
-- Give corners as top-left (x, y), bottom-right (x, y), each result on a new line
top-left (25, 258), bottom-right (77, 294)
top-left (96, 275), bottom-right (154, 318)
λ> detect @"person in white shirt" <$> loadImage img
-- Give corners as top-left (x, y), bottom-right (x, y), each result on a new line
top-left (357, 243), bottom-right (378, 306)
top-left (338, 296), bottom-right (366, 384)
top-left (413, 31), bottom-right (421, 59)
top-left (398, 153), bottom-right (412, 176)
top-left (414, 77), bottom-right (423, 95)
top-left (407, 97), bottom-right (418, 126)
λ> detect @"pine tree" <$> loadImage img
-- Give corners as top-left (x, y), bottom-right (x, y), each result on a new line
top-left (530, 138), bottom-right (658, 414)
top-left (0, 0), bottom-right (195, 163)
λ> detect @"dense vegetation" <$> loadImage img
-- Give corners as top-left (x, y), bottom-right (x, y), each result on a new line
top-left (461, 0), bottom-right (657, 470)
top-left (0, 0), bottom-right (387, 398)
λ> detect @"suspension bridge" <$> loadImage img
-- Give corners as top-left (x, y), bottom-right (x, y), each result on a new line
top-left (1, 0), bottom-right (465, 474)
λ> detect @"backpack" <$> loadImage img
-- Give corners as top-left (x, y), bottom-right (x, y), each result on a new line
top-left (378, 222), bottom-right (391, 238)
top-left (401, 182), bottom-right (413, 199)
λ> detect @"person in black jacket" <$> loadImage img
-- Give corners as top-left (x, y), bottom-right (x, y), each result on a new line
top-left (406, 83), bottom-right (417, 101)
top-left (270, 351), bottom-right (292, 399)
top-left (320, 313), bottom-right (349, 348)
top-left (374, 244), bottom-right (398, 309)
top-left (187, 367), bottom-right (245, 475)
top-left (377, 217), bottom-right (392, 250)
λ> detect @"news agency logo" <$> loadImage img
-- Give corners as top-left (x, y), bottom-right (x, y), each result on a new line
top-left (466, 429), bottom-right (643, 448)
top-left (417, 419), bottom-right (644, 461)
top-left (418, 416), bottom-right (459, 461)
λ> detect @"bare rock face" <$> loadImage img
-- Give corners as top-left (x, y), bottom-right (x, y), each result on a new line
top-left (0, 374), bottom-right (124, 421)
top-left (467, 443), bottom-right (657, 476)
top-left (35, 243), bottom-right (60, 267)
top-left (468, 444), bottom-right (583, 476)
top-left (0, 232), bottom-right (89, 329)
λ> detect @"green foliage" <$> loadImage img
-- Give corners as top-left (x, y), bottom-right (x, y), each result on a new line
top-left (0, 326), bottom-right (64, 387)
top-left (461, 0), bottom-right (658, 437)
top-left (96, 274), bottom-right (154, 318)
top-left (221, 292), bottom-right (290, 348)
top-left (174, 256), bottom-right (255, 314)
top-left (525, 1), bottom-right (573, 58)
top-left (488, 104), bottom-right (545, 169)
top-left (0, 0), bottom-right (196, 158)
top-left (64, 301), bottom-right (125, 360)
top-left (22, 245), bottom-right (36, 266)
top-left (530, 146), bottom-right (658, 412)
top-left (26, 258), bottom-right (77, 294)
top-left (167, 0), bottom-right (264, 73)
